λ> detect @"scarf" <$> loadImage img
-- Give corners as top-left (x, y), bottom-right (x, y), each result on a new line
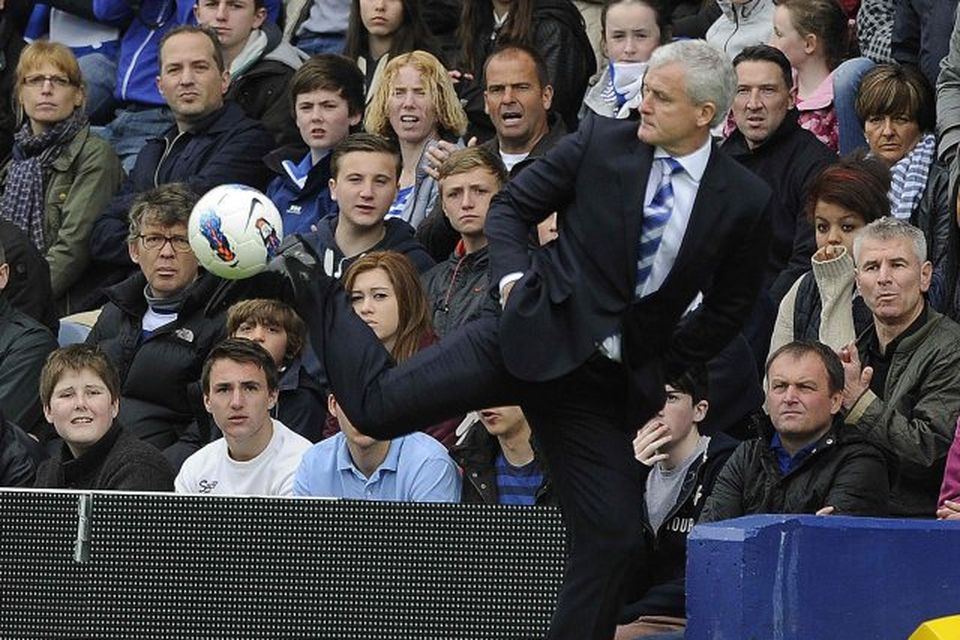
top-left (889, 132), bottom-right (936, 221)
top-left (230, 29), bottom-right (269, 79)
top-left (144, 282), bottom-right (189, 314)
top-left (1, 109), bottom-right (88, 250)
top-left (610, 61), bottom-right (647, 107)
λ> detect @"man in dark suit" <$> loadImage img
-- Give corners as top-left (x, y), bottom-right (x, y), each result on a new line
top-left (278, 39), bottom-right (772, 640)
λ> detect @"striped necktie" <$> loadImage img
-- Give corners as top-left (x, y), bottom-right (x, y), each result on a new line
top-left (636, 157), bottom-right (684, 295)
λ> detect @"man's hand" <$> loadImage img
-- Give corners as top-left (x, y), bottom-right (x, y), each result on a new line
top-left (936, 499), bottom-right (960, 520)
top-left (447, 69), bottom-right (474, 85)
top-left (632, 421), bottom-right (671, 466)
top-left (424, 138), bottom-right (479, 180)
top-left (815, 506), bottom-right (836, 516)
top-left (838, 342), bottom-right (873, 410)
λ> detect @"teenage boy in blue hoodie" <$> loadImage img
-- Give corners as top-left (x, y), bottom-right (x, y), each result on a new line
top-left (265, 55), bottom-right (364, 236)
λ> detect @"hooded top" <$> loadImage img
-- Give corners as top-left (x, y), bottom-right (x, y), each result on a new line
top-left (296, 216), bottom-right (435, 279)
top-left (706, 0), bottom-right (775, 60)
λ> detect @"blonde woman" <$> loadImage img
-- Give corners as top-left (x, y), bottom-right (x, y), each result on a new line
top-left (364, 50), bottom-right (467, 230)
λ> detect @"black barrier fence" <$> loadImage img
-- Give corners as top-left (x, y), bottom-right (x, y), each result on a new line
top-left (0, 490), bottom-right (566, 639)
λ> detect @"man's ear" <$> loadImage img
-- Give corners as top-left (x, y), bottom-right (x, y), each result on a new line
top-left (268, 387), bottom-right (278, 410)
top-left (920, 260), bottom-right (933, 292)
top-left (829, 390), bottom-right (843, 415)
top-left (253, 7), bottom-right (267, 29)
top-left (541, 84), bottom-right (554, 111)
top-left (128, 241), bottom-right (141, 266)
top-left (328, 177), bottom-right (338, 201)
top-left (696, 102), bottom-right (717, 129)
top-left (693, 399), bottom-right (709, 424)
top-left (0, 263), bottom-right (9, 291)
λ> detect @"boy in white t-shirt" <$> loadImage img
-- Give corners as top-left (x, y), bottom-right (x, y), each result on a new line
top-left (175, 338), bottom-right (311, 496)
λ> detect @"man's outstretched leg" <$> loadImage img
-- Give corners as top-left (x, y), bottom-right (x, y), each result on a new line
top-left (277, 244), bottom-right (521, 437)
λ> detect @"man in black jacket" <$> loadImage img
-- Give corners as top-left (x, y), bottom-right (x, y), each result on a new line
top-left (724, 45), bottom-right (835, 304)
top-left (700, 341), bottom-right (890, 522)
top-left (0, 238), bottom-right (58, 442)
top-left (86, 184), bottom-right (234, 470)
top-left (86, 25), bottom-right (275, 305)
top-left (417, 44), bottom-right (568, 260)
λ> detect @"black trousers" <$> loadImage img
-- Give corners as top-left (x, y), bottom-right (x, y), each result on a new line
top-left (303, 276), bottom-right (647, 640)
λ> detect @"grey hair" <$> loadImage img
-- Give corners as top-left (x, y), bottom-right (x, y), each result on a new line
top-left (647, 39), bottom-right (736, 128)
top-left (852, 216), bottom-right (927, 265)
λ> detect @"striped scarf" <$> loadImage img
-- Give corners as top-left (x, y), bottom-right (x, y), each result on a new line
top-left (889, 132), bottom-right (936, 221)
top-left (1, 110), bottom-right (88, 250)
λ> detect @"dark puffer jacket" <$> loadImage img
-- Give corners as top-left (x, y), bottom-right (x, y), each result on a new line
top-left (699, 416), bottom-right (890, 522)
top-left (0, 412), bottom-right (40, 487)
top-left (421, 244), bottom-right (493, 338)
top-left (619, 433), bottom-right (739, 621)
top-left (450, 418), bottom-right (555, 506)
top-left (227, 23), bottom-right (305, 147)
top-left (86, 272), bottom-right (230, 466)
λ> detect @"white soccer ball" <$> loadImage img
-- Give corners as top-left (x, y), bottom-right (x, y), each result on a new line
top-left (188, 184), bottom-right (284, 280)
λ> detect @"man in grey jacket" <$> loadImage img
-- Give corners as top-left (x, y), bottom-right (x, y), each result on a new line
top-left (839, 217), bottom-right (960, 517)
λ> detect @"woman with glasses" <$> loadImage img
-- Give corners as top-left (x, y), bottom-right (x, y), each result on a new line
top-left (0, 40), bottom-right (122, 314)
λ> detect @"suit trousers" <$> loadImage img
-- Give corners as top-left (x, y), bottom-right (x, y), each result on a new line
top-left (304, 275), bottom-right (647, 640)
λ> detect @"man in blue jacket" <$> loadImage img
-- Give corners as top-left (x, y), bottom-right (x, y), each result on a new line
top-left (38, 0), bottom-right (281, 170)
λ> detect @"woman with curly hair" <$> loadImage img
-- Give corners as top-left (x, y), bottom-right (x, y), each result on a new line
top-left (364, 50), bottom-right (467, 230)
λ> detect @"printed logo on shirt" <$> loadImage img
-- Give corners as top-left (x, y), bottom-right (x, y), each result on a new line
top-left (198, 479), bottom-right (218, 494)
top-left (288, 205), bottom-right (302, 215)
top-left (175, 328), bottom-right (195, 343)
top-left (665, 516), bottom-right (695, 534)
top-left (693, 484), bottom-right (704, 506)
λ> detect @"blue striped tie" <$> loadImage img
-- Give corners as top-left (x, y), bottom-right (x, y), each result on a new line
top-left (636, 157), bottom-right (684, 295)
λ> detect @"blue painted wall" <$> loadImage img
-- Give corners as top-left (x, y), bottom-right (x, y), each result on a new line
top-left (686, 515), bottom-right (960, 640)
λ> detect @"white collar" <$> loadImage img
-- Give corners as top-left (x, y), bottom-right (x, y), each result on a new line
top-left (653, 136), bottom-right (712, 183)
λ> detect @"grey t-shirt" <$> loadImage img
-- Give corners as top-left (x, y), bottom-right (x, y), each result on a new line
top-left (645, 436), bottom-right (710, 533)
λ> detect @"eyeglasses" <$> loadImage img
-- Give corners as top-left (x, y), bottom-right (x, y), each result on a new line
top-left (21, 74), bottom-right (76, 89)
top-left (137, 234), bottom-right (193, 253)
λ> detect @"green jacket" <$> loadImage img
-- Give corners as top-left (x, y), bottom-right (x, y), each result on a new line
top-left (1, 125), bottom-right (122, 307)
top-left (847, 308), bottom-right (960, 517)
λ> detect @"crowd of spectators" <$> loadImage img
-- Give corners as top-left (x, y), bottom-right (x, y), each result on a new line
top-left (7, 0), bottom-right (960, 636)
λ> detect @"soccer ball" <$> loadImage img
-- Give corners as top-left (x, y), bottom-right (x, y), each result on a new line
top-left (188, 184), bottom-right (284, 280)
